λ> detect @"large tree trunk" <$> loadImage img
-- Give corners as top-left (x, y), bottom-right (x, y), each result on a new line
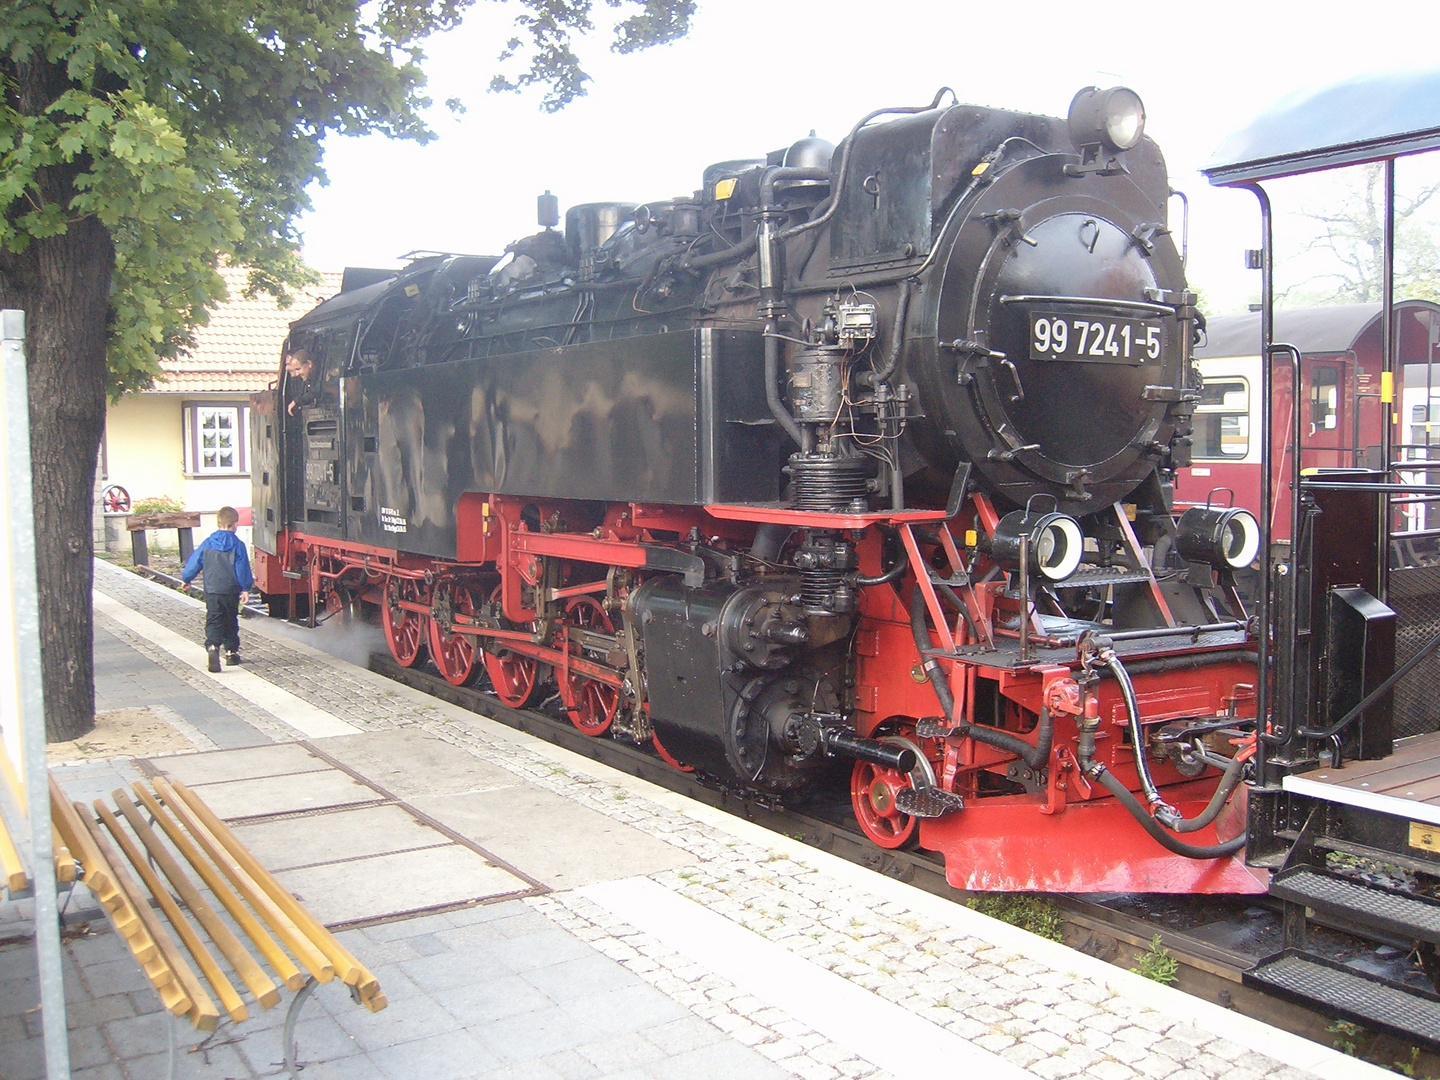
top-left (0, 58), bottom-right (115, 741)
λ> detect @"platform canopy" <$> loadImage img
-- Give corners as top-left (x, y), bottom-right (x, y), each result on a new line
top-left (1204, 68), bottom-right (1440, 186)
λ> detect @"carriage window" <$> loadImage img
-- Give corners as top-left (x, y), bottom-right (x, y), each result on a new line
top-left (1310, 365), bottom-right (1339, 431)
top-left (1192, 379), bottom-right (1249, 459)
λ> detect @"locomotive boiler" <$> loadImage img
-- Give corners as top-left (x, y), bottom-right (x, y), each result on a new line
top-left (251, 86), bottom-right (1265, 893)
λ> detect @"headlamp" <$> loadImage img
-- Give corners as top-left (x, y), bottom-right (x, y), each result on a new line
top-left (992, 509), bottom-right (1084, 582)
top-left (1175, 506), bottom-right (1260, 571)
top-left (1068, 86), bottom-right (1147, 155)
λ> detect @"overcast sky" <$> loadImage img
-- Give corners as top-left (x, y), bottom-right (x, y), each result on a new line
top-left (296, 0), bottom-right (1440, 316)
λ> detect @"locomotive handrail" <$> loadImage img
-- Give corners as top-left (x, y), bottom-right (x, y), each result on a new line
top-left (997, 295), bottom-right (1176, 316)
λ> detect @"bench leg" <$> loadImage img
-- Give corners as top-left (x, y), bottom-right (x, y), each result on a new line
top-left (282, 976), bottom-right (319, 1078)
top-left (131, 529), bottom-right (149, 566)
top-left (178, 527), bottom-right (194, 563)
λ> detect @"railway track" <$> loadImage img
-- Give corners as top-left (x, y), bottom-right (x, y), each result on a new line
top-left (366, 651), bottom-right (1436, 1070)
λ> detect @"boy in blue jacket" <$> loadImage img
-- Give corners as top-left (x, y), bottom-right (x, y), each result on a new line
top-left (182, 506), bottom-right (254, 672)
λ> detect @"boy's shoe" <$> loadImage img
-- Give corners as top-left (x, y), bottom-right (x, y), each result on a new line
top-left (226, 652), bottom-right (241, 666)
top-left (207, 646), bottom-right (222, 673)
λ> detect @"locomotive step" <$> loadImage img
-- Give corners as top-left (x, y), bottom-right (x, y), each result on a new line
top-left (1271, 865), bottom-right (1440, 945)
top-left (1060, 566), bottom-right (1159, 587)
top-left (894, 787), bottom-right (965, 818)
top-left (1244, 949), bottom-right (1440, 1049)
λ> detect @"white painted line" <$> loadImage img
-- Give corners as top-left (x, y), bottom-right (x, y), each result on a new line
top-left (92, 592), bottom-right (360, 739)
top-left (580, 876), bottom-right (1034, 1080)
top-left (1284, 773), bottom-right (1440, 826)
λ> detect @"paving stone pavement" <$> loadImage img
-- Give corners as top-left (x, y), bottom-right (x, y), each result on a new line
top-left (3, 560), bottom-right (1392, 1080)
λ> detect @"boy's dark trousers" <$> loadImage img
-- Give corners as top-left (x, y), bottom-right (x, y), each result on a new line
top-left (205, 594), bottom-right (242, 654)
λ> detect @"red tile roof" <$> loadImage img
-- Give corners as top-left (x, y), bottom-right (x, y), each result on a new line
top-left (149, 265), bottom-right (342, 394)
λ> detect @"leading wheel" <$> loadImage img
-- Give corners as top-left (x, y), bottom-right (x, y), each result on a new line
top-left (428, 581), bottom-right (481, 686)
top-left (850, 734), bottom-right (933, 850)
top-left (558, 596), bottom-right (619, 736)
top-left (483, 585), bottom-right (543, 708)
top-left (381, 576), bottom-right (429, 668)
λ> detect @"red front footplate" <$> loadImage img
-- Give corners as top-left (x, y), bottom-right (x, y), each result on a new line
top-left (920, 783), bottom-right (1267, 894)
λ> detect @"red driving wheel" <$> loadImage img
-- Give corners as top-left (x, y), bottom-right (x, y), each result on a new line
top-left (483, 585), bottom-right (542, 708)
top-left (558, 595), bottom-right (619, 736)
top-left (428, 581), bottom-right (480, 686)
top-left (381, 576), bottom-right (429, 668)
top-left (850, 734), bottom-right (930, 850)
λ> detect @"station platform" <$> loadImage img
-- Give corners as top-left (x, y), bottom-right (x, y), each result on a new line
top-left (0, 559), bottom-right (1393, 1080)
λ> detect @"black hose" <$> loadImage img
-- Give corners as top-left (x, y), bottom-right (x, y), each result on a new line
top-left (764, 325), bottom-right (807, 449)
top-left (909, 585), bottom-right (1047, 769)
top-left (859, 278), bottom-right (913, 388)
top-left (1164, 754), bottom-right (1246, 833)
top-left (1088, 763), bottom-right (1247, 859)
top-left (681, 233), bottom-right (757, 272)
top-left (936, 582), bottom-right (980, 641)
top-left (1106, 654), bottom-right (1164, 810)
top-left (855, 559), bottom-right (906, 586)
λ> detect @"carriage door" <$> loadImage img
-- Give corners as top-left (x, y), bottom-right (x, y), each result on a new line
top-left (293, 328), bottom-right (348, 538)
top-left (1301, 359), bottom-right (1351, 470)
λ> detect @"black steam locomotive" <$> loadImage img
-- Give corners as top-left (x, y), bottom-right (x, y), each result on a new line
top-left (254, 87), bottom-right (1261, 893)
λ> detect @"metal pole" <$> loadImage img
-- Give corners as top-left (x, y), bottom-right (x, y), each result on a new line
top-left (2, 309), bottom-right (71, 1078)
top-left (1242, 183), bottom-right (1277, 760)
top-left (1381, 159), bottom-right (1396, 602)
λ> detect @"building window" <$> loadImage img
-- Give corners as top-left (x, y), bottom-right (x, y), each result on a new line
top-left (185, 403), bottom-right (248, 475)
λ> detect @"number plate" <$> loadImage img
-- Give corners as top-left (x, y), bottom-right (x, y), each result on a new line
top-left (1029, 313), bottom-right (1163, 365)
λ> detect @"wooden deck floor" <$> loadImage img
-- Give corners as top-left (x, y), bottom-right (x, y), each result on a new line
top-left (1283, 730), bottom-right (1440, 825)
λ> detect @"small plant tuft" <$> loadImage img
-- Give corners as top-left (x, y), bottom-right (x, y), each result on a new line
top-left (966, 894), bottom-right (1064, 943)
top-left (1131, 936), bottom-right (1179, 985)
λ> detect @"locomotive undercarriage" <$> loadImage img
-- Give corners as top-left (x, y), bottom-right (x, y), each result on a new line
top-left (255, 479), bottom-right (1263, 894)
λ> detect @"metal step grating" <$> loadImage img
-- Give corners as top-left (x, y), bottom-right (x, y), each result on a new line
top-left (1248, 953), bottom-right (1440, 1044)
top-left (1273, 868), bottom-right (1440, 941)
top-left (895, 787), bottom-right (965, 818)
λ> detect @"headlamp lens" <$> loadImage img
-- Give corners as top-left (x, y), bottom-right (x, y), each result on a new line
top-left (1102, 88), bottom-right (1146, 151)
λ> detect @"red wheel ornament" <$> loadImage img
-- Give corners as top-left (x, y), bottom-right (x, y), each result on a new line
top-left (102, 484), bottom-right (131, 513)
top-left (428, 581), bottom-right (481, 686)
top-left (483, 585), bottom-right (542, 708)
top-left (381, 576), bottom-right (429, 668)
top-left (558, 595), bottom-right (620, 736)
top-left (850, 735), bottom-right (932, 850)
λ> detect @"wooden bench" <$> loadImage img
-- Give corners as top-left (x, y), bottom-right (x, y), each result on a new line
top-left (125, 512), bottom-right (202, 566)
top-left (0, 796), bottom-right (79, 899)
top-left (49, 774), bottom-right (385, 1075)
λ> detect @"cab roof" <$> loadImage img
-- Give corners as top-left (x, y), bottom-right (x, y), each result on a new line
top-left (1204, 69), bottom-right (1440, 186)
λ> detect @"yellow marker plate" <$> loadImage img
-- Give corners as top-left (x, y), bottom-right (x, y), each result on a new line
top-left (1409, 821), bottom-right (1440, 852)
top-left (713, 178), bottom-right (737, 201)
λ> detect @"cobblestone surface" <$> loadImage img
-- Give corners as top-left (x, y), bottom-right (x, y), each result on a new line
top-left (87, 562), bottom-right (1339, 1080)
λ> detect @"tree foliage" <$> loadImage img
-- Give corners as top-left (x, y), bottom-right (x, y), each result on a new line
top-left (1285, 162), bottom-right (1440, 306)
top-left (1, 0), bottom-right (693, 396)
top-left (0, 0), bottom-right (693, 739)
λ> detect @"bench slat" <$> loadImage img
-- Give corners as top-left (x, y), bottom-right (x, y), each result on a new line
top-left (50, 778), bottom-right (113, 897)
top-left (75, 808), bottom-right (198, 1023)
top-left (152, 778), bottom-right (336, 985)
top-left (1, 808), bottom-right (29, 895)
top-left (96, 800), bottom-right (247, 1024)
top-left (52, 827), bottom-right (77, 884)
top-left (167, 779), bottom-right (380, 999)
top-left (130, 783), bottom-right (307, 992)
top-left (113, 790), bottom-right (281, 1010)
